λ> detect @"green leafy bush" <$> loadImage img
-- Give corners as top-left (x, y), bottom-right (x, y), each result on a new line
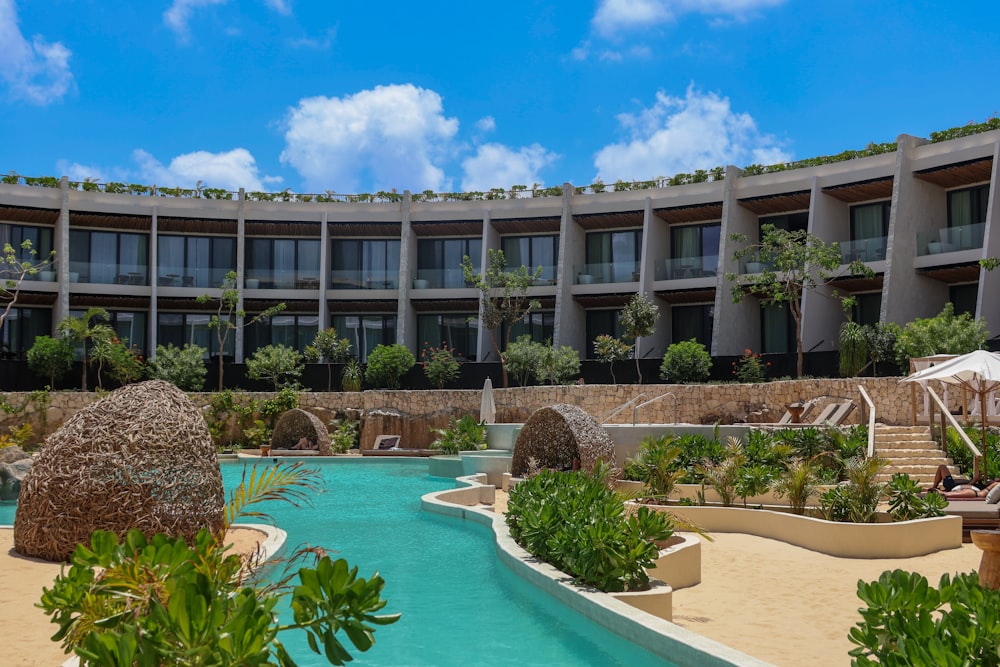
top-left (505, 468), bottom-right (673, 592)
top-left (624, 435), bottom-right (684, 498)
top-left (329, 418), bottom-right (358, 453)
top-left (430, 414), bottom-right (487, 454)
top-left (818, 456), bottom-right (888, 523)
top-left (886, 473), bottom-right (947, 521)
top-left (503, 335), bottom-right (544, 386)
top-left (26, 335), bottom-right (75, 387)
top-left (593, 334), bottom-right (632, 384)
top-left (364, 344), bottom-right (415, 389)
top-left (420, 342), bottom-right (461, 389)
top-left (850, 569), bottom-right (1000, 665)
top-left (341, 359), bottom-right (363, 392)
top-left (732, 348), bottom-right (768, 383)
top-left (660, 339), bottom-right (712, 383)
top-left (536, 344), bottom-right (581, 385)
top-left (146, 343), bottom-right (207, 391)
top-left (246, 344), bottom-right (304, 391)
top-left (893, 303), bottom-right (988, 368)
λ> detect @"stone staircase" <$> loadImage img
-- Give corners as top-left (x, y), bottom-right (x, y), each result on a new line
top-left (872, 424), bottom-right (959, 485)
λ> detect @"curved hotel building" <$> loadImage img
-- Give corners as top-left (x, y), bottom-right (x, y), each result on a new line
top-left (0, 130), bottom-right (998, 368)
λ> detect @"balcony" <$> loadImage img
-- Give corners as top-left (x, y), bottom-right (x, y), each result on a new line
top-left (69, 261), bottom-right (148, 286)
top-left (329, 269), bottom-right (398, 290)
top-left (838, 236), bottom-right (887, 264)
top-left (918, 223), bottom-right (986, 256)
top-left (655, 255), bottom-right (719, 281)
top-left (575, 261), bottom-right (640, 284)
top-left (410, 268), bottom-right (473, 289)
top-left (157, 267), bottom-right (232, 288)
top-left (245, 270), bottom-right (321, 290)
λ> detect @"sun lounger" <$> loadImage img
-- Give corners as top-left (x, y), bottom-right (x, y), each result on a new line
top-left (944, 499), bottom-right (1000, 537)
top-left (361, 435), bottom-right (436, 457)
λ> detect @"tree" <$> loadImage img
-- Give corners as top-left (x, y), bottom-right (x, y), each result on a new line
top-left (893, 302), bottom-right (988, 369)
top-left (594, 334), bottom-right (632, 384)
top-left (147, 343), bottom-right (208, 391)
top-left (26, 335), bottom-right (75, 387)
top-left (246, 344), bottom-right (304, 391)
top-left (620, 292), bottom-right (659, 383)
top-left (57, 307), bottom-right (114, 391)
top-left (727, 224), bottom-right (874, 377)
top-left (304, 328), bottom-right (352, 391)
top-left (364, 343), bottom-right (415, 389)
top-left (0, 239), bottom-right (55, 335)
top-left (91, 336), bottom-right (144, 388)
top-left (197, 271), bottom-right (285, 390)
top-left (462, 249), bottom-right (541, 387)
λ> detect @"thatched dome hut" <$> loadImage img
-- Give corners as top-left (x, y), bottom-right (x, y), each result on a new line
top-left (14, 380), bottom-right (224, 561)
top-left (510, 403), bottom-right (618, 477)
top-left (270, 408), bottom-right (332, 454)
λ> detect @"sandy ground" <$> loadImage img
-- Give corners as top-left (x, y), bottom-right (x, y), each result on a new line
top-left (0, 526), bottom-right (267, 667)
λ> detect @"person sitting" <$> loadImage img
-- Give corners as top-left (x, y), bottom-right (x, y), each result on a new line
top-left (290, 436), bottom-right (317, 450)
top-left (929, 464), bottom-right (998, 498)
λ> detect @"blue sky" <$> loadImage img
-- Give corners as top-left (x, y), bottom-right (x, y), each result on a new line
top-left (2, 0), bottom-right (1000, 195)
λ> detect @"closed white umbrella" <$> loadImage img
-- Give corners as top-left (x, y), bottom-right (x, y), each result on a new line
top-left (480, 377), bottom-right (496, 424)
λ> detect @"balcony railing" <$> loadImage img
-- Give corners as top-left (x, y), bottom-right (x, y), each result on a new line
top-left (246, 271), bottom-right (321, 290)
top-left (655, 255), bottom-right (719, 281)
top-left (575, 261), bottom-right (640, 284)
top-left (410, 268), bottom-right (475, 289)
top-left (157, 267), bottom-right (232, 288)
top-left (838, 236), bottom-right (887, 264)
top-left (918, 222), bottom-right (986, 256)
top-left (68, 261), bottom-right (148, 286)
top-left (329, 269), bottom-right (398, 290)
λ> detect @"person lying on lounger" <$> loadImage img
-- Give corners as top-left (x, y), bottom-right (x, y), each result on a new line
top-left (929, 464), bottom-right (999, 498)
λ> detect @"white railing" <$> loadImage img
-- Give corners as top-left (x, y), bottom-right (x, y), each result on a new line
top-left (925, 386), bottom-right (982, 478)
top-left (601, 393), bottom-right (648, 424)
top-left (857, 384), bottom-right (877, 458)
top-left (633, 392), bottom-right (677, 425)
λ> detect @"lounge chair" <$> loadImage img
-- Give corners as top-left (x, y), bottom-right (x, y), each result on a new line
top-left (944, 499), bottom-right (1000, 538)
top-left (810, 400), bottom-right (855, 426)
top-left (361, 435), bottom-right (436, 457)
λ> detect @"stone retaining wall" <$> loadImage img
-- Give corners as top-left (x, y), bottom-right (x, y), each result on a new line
top-left (1, 377), bottom-right (918, 449)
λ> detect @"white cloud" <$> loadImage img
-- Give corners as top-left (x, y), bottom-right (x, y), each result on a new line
top-left (56, 160), bottom-right (117, 184)
top-left (133, 148), bottom-right (281, 191)
top-left (164, 0), bottom-right (291, 39)
top-left (593, 85), bottom-right (790, 182)
top-left (461, 143), bottom-right (558, 192)
top-left (264, 0), bottom-right (291, 14)
top-left (475, 116), bottom-right (496, 133)
top-left (280, 84), bottom-right (459, 193)
top-left (0, 0), bottom-right (74, 104)
top-left (592, 0), bottom-right (784, 37)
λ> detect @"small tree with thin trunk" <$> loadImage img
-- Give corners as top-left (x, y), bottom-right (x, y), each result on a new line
top-left (197, 272), bottom-right (286, 390)
top-left (304, 328), bottom-right (352, 391)
top-left (726, 224), bottom-right (874, 378)
top-left (462, 249), bottom-right (541, 388)
top-left (0, 240), bottom-right (55, 337)
top-left (57, 307), bottom-right (115, 391)
top-left (620, 292), bottom-right (659, 383)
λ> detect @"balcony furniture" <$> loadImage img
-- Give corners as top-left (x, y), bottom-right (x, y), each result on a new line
top-left (412, 278), bottom-right (429, 289)
top-left (245, 278), bottom-right (260, 288)
top-left (578, 273), bottom-right (595, 285)
top-left (182, 276), bottom-right (195, 287)
top-left (127, 273), bottom-right (144, 285)
top-left (39, 271), bottom-right (55, 282)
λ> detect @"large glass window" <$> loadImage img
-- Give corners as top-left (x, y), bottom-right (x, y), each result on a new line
top-left (157, 235), bottom-right (235, 288)
top-left (584, 230), bottom-right (642, 283)
top-left (0, 224), bottom-right (53, 280)
top-left (669, 224), bottom-right (720, 278)
top-left (245, 314), bottom-right (319, 356)
top-left (331, 314), bottom-right (397, 361)
top-left (67, 310), bottom-right (148, 359)
top-left (671, 304), bottom-right (713, 349)
top-left (415, 238), bottom-right (481, 288)
top-left (157, 313), bottom-right (234, 359)
top-left (950, 284), bottom-right (978, 318)
top-left (949, 184), bottom-right (990, 227)
top-left (852, 293), bottom-right (882, 327)
top-left (585, 309), bottom-right (626, 359)
top-left (330, 239), bottom-right (400, 289)
top-left (500, 311), bottom-right (555, 350)
top-left (845, 202), bottom-right (890, 262)
top-left (246, 238), bottom-right (321, 289)
top-left (502, 235), bottom-right (558, 283)
top-left (417, 313), bottom-right (478, 361)
top-left (0, 307), bottom-right (51, 357)
top-left (760, 303), bottom-right (793, 354)
top-left (69, 230), bottom-right (148, 285)
top-left (760, 211), bottom-right (809, 235)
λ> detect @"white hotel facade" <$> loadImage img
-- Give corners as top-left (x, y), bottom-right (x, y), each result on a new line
top-left (0, 130), bottom-right (998, 367)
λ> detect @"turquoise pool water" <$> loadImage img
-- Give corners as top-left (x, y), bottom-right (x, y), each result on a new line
top-left (2, 461), bottom-right (675, 666)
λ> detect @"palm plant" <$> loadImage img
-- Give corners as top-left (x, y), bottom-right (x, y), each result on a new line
top-left (627, 435), bottom-right (686, 499)
top-left (774, 457), bottom-right (820, 515)
top-left (57, 307), bottom-right (113, 391)
top-left (697, 436), bottom-right (746, 507)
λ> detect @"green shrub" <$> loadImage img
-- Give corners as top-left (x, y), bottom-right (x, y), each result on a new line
top-left (503, 335), bottom-right (544, 386)
top-left (26, 335), bottom-right (75, 387)
top-left (430, 415), bottom-right (486, 454)
top-left (341, 359), bottom-right (364, 392)
top-left (420, 342), bottom-right (461, 389)
top-left (536, 344), bottom-right (580, 385)
top-left (625, 435), bottom-right (685, 498)
top-left (593, 334), bottom-right (632, 384)
top-left (660, 339), bottom-right (712, 383)
top-left (246, 344), bottom-right (304, 391)
top-left (505, 468), bottom-right (673, 592)
top-left (732, 348), bottom-right (768, 383)
top-left (329, 419), bottom-right (358, 453)
top-left (893, 302), bottom-right (988, 368)
top-left (886, 473), bottom-right (947, 521)
top-left (818, 456), bottom-right (887, 523)
top-left (850, 569), bottom-right (1000, 665)
top-left (364, 344), bottom-right (415, 389)
top-left (146, 343), bottom-right (207, 391)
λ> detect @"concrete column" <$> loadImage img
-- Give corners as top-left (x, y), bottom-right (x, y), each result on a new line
top-left (149, 207), bottom-right (158, 358)
top-left (882, 134), bottom-right (947, 325)
top-left (800, 176), bottom-right (848, 355)
top-left (477, 209), bottom-right (498, 362)
top-left (235, 188), bottom-right (246, 362)
top-left (640, 195), bottom-right (669, 357)
top-left (319, 210), bottom-right (329, 329)
top-left (976, 139), bottom-right (1000, 331)
top-left (397, 191), bottom-right (415, 351)
top-left (54, 177), bottom-right (70, 329)
top-left (713, 166), bottom-right (758, 356)
top-left (553, 182), bottom-right (585, 353)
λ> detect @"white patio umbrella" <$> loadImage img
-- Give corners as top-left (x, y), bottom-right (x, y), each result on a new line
top-left (901, 349), bottom-right (1000, 471)
top-left (480, 377), bottom-right (496, 424)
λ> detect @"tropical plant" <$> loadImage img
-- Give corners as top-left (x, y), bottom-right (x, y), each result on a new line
top-left (26, 335), bottom-right (75, 387)
top-left (593, 333), bottom-right (632, 384)
top-left (697, 437), bottom-right (746, 507)
top-left (503, 335), bottom-right (544, 386)
top-left (505, 467), bottom-right (673, 592)
top-left (462, 249), bottom-right (541, 387)
top-left (865, 321), bottom-right (900, 376)
top-left (246, 344), bottom-right (304, 391)
top-left (364, 344), bottom-right (415, 389)
top-left (732, 348), bottom-right (769, 383)
top-left (625, 435), bottom-right (685, 498)
top-left (305, 328), bottom-right (352, 391)
top-left (536, 343), bottom-right (581, 385)
top-left (885, 473), bottom-right (948, 522)
top-left (726, 224), bottom-right (874, 377)
top-left (429, 414), bottom-right (487, 454)
top-left (850, 569), bottom-right (1000, 665)
top-left (329, 419), bottom-right (358, 453)
top-left (197, 271), bottom-right (286, 390)
top-left (735, 465), bottom-right (775, 508)
top-left (39, 463), bottom-right (399, 666)
top-left (819, 456), bottom-right (888, 523)
top-left (146, 343), bottom-right (207, 391)
top-left (420, 342), bottom-right (461, 389)
top-left (57, 307), bottom-right (114, 391)
top-left (893, 302), bottom-right (989, 369)
top-left (341, 359), bottom-right (363, 392)
top-left (660, 339), bottom-right (712, 384)
top-left (839, 321), bottom-right (869, 377)
top-left (91, 337), bottom-right (144, 388)
top-left (620, 292), bottom-right (659, 383)
top-left (773, 457), bottom-right (821, 515)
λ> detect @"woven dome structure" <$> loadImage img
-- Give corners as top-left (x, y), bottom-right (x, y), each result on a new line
top-left (270, 408), bottom-right (332, 454)
top-left (14, 380), bottom-right (224, 562)
top-left (510, 403), bottom-right (618, 477)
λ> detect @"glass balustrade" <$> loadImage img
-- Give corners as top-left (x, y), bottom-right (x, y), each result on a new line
top-left (575, 261), bottom-right (640, 284)
top-left (918, 223), bottom-right (986, 256)
top-left (656, 255), bottom-right (719, 280)
top-left (838, 236), bottom-right (888, 263)
top-left (329, 269), bottom-right (398, 290)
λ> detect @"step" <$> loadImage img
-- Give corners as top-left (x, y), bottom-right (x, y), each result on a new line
top-left (874, 441), bottom-right (942, 451)
top-left (874, 433), bottom-right (938, 443)
top-left (874, 448), bottom-right (949, 459)
top-left (880, 464), bottom-right (957, 477)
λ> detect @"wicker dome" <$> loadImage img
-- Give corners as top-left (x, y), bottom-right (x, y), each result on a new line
top-left (510, 403), bottom-right (618, 477)
top-left (14, 380), bottom-right (224, 562)
top-left (270, 408), bottom-right (332, 454)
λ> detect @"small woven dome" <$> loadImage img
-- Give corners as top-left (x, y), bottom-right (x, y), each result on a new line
top-left (270, 408), bottom-right (332, 455)
top-left (14, 380), bottom-right (224, 561)
top-left (510, 403), bottom-right (618, 477)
